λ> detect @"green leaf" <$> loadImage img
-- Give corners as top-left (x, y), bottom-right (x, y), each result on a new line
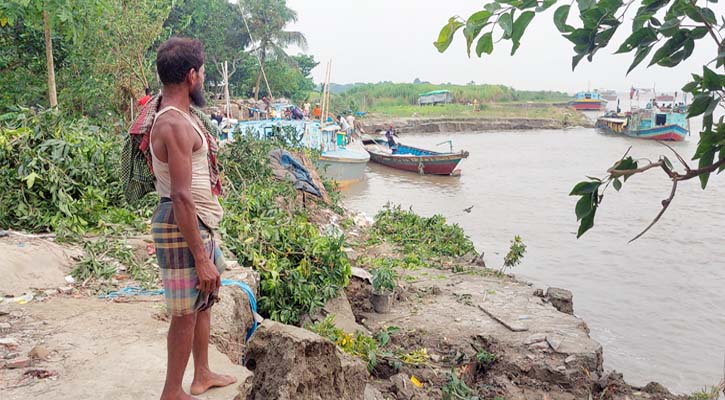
top-left (648, 41), bottom-right (673, 66)
top-left (699, 7), bottom-right (717, 24)
top-left (553, 5), bottom-right (571, 32)
top-left (681, 81), bottom-right (698, 93)
top-left (690, 27), bottom-right (708, 39)
top-left (687, 94), bottom-right (713, 118)
top-left (463, 11), bottom-right (492, 57)
top-left (24, 172), bottom-right (40, 189)
top-left (577, 0), bottom-right (595, 12)
top-left (484, 3), bottom-right (502, 13)
top-left (570, 180), bottom-right (601, 195)
top-left (615, 28), bottom-right (657, 54)
top-left (476, 32), bottom-right (494, 56)
top-left (577, 209), bottom-right (596, 238)
top-left (627, 46), bottom-right (652, 74)
top-left (662, 156), bottom-right (673, 169)
top-left (511, 11), bottom-right (535, 55)
top-left (434, 17), bottom-right (465, 53)
top-left (613, 178), bottom-right (622, 191)
top-left (698, 149), bottom-right (715, 189)
top-left (572, 53), bottom-right (586, 70)
top-left (499, 12), bottom-right (514, 38)
top-left (575, 193), bottom-right (594, 221)
top-left (702, 66), bottom-right (722, 91)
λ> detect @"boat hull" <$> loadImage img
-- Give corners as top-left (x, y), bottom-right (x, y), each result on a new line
top-left (569, 101), bottom-right (607, 111)
top-left (595, 119), bottom-right (687, 142)
top-left (317, 149), bottom-right (370, 188)
top-left (368, 153), bottom-right (465, 175)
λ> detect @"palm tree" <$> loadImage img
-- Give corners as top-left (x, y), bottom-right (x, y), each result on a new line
top-left (239, 0), bottom-right (308, 99)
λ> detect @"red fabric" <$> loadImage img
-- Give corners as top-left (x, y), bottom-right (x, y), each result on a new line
top-left (139, 95), bottom-right (152, 106)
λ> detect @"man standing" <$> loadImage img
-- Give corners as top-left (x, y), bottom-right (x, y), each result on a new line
top-left (149, 37), bottom-right (236, 400)
top-left (139, 87), bottom-right (153, 107)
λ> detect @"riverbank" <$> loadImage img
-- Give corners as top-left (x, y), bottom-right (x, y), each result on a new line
top-left (360, 104), bottom-right (593, 134)
top-left (0, 207), bottom-right (694, 400)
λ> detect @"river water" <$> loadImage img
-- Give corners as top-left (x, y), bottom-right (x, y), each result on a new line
top-left (342, 119), bottom-right (725, 393)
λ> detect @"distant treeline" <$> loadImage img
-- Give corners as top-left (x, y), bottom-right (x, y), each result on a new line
top-left (328, 83), bottom-right (569, 112)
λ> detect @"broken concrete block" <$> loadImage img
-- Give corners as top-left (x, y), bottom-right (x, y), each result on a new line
top-left (245, 320), bottom-right (368, 400)
top-left (546, 288), bottom-right (574, 314)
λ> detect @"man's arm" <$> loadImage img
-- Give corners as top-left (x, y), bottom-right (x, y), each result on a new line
top-left (158, 120), bottom-right (221, 293)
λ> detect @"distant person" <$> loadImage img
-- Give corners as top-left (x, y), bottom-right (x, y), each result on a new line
top-left (262, 96), bottom-right (271, 112)
top-left (292, 106), bottom-right (304, 120)
top-left (385, 126), bottom-right (397, 152)
top-left (345, 114), bottom-right (355, 135)
top-left (303, 101), bottom-right (311, 117)
top-left (339, 115), bottom-right (351, 133)
top-left (138, 87), bottom-right (152, 106)
top-left (312, 103), bottom-right (321, 119)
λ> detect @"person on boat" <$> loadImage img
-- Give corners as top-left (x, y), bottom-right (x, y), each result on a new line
top-left (385, 126), bottom-right (398, 153)
top-left (144, 37), bottom-right (237, 400)
top-left (312, 103), bottom-right (321, 119)
top-left (291, 106), bottom-right (304, 120)
top-left (303, 101), bottom-right (311, 117)
top-left (139, 87), bottom-right (153, 107)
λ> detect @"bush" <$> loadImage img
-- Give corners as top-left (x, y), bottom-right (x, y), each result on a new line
top-left (219, 136), bottom-right (351, 325)
top-left (371, 203), bottom-right (476, 259)
top-left (0, 108), bottom-right (148, 239)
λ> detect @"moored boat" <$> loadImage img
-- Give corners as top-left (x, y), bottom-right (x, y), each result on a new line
top-left (569, 91), bottom-right (607, 111)
top-left (595, 103), bottom-right (688, 141)
top-left (223, 110), bottom-right (369, 185)
top-left (599, 89), bottom-right (618, 102)
top-left (364, 140), bottom-right (469, 176)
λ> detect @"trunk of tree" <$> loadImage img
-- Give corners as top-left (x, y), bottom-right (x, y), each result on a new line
top-left (43, 10), bottom-right (58, 109)
top-left (223, 61), bottom-right (231, 118)
top-left (254, 49), bottom-right (266, 100)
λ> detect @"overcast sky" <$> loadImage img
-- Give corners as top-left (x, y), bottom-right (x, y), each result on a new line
top-left (285, 0), bottom-right (716, 93)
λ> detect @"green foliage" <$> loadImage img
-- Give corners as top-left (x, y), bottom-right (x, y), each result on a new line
top-left (476, 349), bottom-right (497, 365)
top-left (72, 238), bottom-right (156, 287)
top-left (219, 136), bottom-right (351, 325)
top-left (371, 264), bottom-right (397, 294)
top-left (0, 109), bottom-right (148, 239)
top-left (502, 235), bottom-right (526, 270)
top-left (306, 315), bottom-right (382, 372)
top-left (442, 370), bottom-right (480, 400)
top-left (371, 203), bottom-right (477, 259)
top-left (688, 386), bottom-right (721, 400)
top-left (439, 1), bottom-right (725, 240)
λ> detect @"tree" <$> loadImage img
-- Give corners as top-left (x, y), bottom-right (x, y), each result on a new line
top-left (436, 0), bottom-right (724, 240)
top-left (238, 0), bottom-right (308, 99)
top-left (0, 0), bottom-right (106, 109)
top-left (164, 0), bottom-right (250, 93)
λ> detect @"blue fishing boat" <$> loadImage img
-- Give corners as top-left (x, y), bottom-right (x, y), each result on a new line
top-left (595, 102), bottom-right (688, 141)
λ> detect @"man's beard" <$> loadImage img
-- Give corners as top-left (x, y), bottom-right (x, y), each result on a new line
top-left (190, 83), bottom-right (206, 108)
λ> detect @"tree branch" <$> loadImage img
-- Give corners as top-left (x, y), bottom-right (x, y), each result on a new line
top-left (629, 179), bottom-right (677, 243)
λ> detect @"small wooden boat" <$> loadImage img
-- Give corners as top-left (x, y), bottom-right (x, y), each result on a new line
top-left (595, 104), bottom-right (688, 141)
top-left (363, 140), bottom-right (469, 175)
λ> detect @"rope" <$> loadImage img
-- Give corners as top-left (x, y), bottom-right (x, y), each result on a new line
top-left (238, 2), bottom-right (273, 100)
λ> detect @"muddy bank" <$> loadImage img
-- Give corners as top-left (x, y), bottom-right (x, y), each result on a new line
top-left (0, 214), bottom-right (690, 400)
top-left (361, 115), bottom-right (594, 134)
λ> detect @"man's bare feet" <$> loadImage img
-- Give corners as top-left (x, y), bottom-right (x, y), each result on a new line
top-left (190, 370), bottom-right (237, 395)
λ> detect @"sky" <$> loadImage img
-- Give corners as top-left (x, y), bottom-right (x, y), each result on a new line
top-left (285, 0), bottom-right (717, 93)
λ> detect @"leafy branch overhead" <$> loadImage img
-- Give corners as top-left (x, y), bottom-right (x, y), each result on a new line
top-left (436, 0), bottom-right (725, 240)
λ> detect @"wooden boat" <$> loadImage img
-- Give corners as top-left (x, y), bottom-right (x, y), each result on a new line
top-left (599, 89), bottom-right (618, 102)
top-left (569, 91), bottom-right (607, 111)
top-left (363, 140), bottom-right (469, 175)
top-left (595, 104), bottom-right (688, 141)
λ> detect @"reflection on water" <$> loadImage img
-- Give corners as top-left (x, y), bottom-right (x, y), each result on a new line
top-left (342, 124), bottom-right (725, 393)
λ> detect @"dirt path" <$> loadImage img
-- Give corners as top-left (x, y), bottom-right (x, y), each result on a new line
top-left (0, 297), bottom-right (250, 400)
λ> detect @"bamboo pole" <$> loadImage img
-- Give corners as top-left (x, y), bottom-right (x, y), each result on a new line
top-left (43, 11), bottom-right (58, 109)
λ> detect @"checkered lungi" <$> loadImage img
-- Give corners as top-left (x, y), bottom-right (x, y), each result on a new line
top-left (151, 200), bottom-right (225, 317)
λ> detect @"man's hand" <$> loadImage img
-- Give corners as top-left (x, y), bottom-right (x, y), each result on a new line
top-left (196, 257), bottom-right (221, 293)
